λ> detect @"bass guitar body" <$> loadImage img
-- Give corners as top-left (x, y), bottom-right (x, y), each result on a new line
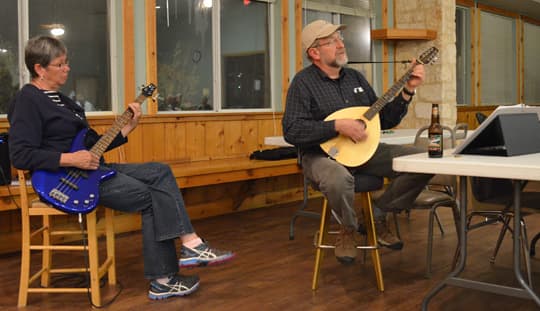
top-left (320, 106), bottom-right (381, 167)
top-left (31, 128), bottom-right (116, 214)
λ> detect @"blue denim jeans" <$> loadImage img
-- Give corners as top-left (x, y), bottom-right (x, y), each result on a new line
top-left (98, 162), bottom-right (194, 279)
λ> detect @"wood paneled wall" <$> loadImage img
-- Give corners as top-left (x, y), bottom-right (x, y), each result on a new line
top-left (0, 112), bottom-right (285, 165)
top-left (456, 106), bottom-right (496, 129)
top-left (0, 113), bottom-right (310, 254)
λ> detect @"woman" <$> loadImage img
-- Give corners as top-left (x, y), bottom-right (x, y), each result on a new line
top-left (8, 35), bottom-right (234, 300)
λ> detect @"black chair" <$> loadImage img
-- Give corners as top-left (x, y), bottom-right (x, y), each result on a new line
top-left (453, 122), bottom-right (469, 141)
top-left (397, 124), bottom-right (460, 278)
top-left (289, 173), bottom-right (320, 240)
top-left (469, 110), bottom-right (540, 267)
top-left (475, 112), bottom-right (488, 125)
top-left (460, 177), bottom-right (540, 287)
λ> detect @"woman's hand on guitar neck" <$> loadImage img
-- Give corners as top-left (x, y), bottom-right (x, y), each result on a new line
top-left (335, 119), bottom-right (368, 143)
top-left (121, 102), bottom-right (143, 137)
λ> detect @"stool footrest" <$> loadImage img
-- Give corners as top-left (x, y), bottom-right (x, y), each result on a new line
top-left (312, 191), bottom-right (384, 292)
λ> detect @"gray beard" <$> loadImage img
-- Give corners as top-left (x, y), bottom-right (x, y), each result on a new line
top-left (326, 54), bottom-right (349, 68)
top-left (336, 54), bottom-right (349, 67)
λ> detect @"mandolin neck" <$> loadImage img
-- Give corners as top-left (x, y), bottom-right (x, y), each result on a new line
top-left (363, 66), bottom-right (415, 121)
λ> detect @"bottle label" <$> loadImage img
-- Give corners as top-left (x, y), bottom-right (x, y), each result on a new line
top-left (428, 133), bottom-right (443, 155)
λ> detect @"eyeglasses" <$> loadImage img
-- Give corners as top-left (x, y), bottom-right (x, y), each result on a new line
top-left (313, 33), bottom-right (344, 48)
top-left (48, 61), bottom-right (70, 69)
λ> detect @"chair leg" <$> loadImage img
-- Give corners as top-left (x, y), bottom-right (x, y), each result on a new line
top-left (105, 208), bottom-right (117, 284)
top-left (86, 211), bottom-right (102, 307)
top-left (18, 214), bottom-right (31, 307)
top-left (290, 177), bottom-right (320, 240)
top-left (392, 211), bottom-right (401, 240)
top-left (451, 203), bottom-right (462, 272)
top-left (426, 203), bottom-right (460, 279)
top-left (490, 214), bottom-right (512, 264)
top-left (530, 232), bottom-right (540, 257)
top-left (41, 214), bottom-right (52, 287)
top-left (312, 199), bottom-right (329, 291)
top-left (433, 210), bottom-right (445, 236)
top-left (361, 193), bottom-right (384, 292)
top-left (426, 207), bottom-right (436, 279)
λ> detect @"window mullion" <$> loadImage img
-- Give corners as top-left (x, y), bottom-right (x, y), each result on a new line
top-left (213, 0), bottom-right (221, 112)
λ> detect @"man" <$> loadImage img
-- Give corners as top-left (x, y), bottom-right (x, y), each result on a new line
top-left (282, 20), bottom-right (432, 264)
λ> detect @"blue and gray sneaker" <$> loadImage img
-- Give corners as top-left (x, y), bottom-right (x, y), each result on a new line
top-left (179, 241), bottom-right (235, 268)
top-left (148, 274), bottom-right (200, 300)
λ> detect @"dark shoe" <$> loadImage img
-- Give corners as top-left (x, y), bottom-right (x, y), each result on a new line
top-left (179, 241), bottom-right (235, 268)
top-left (148, 274), bottom-right (200, 300)
top-left (335, 227), bottom-right (357, 264)
top-left (375, 218), bottom-right (403, 250)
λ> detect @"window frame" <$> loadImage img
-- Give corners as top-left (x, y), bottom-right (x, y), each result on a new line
top-left (477, 4), bottom-right (520, 107)
top-left (455, 1), bottom-right (540, 108)
top-left (13, 0), bottom-right (119, 115)
top-left (455, 4), bottom-right (472, 106)
top-left (145, 0), bottom-right (278, 115)
top-left (521, 16), bottom-right (540, 105)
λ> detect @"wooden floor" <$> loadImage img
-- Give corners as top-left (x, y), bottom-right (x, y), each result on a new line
top-left (2, 198), bottom-right (540, 311)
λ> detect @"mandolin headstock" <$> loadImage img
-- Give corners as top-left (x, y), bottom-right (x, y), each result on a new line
top-left (417, 47), bottom-right (439, 65)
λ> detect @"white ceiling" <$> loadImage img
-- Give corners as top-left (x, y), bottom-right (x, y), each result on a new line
top-left (477, 0), bottom-right (540, 20)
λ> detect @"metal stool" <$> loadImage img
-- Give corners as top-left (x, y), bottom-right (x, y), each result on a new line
top-left (312, 174), bottom-right (385, 291)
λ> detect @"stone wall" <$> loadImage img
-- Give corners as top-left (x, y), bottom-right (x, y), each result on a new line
top-left (394, 0), bottom-right (457, 129)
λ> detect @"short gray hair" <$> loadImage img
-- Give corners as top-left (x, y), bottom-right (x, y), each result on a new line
top-left (24, 36), bottom-right (67, 78)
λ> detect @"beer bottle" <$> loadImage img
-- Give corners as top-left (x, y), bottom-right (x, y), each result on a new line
top-left (428, 104), bottom-right (443, 158)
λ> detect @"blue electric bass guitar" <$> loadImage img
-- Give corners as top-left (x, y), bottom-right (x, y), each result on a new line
top-left (31, 83), bottom-right (157, 214)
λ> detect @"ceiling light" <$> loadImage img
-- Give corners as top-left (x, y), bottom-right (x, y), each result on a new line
top-left (202, 0), bottom-right (212, 8)
top-left (50, 26), bottom-right (65, 37)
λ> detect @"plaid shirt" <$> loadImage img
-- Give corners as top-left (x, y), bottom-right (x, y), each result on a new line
top-left (282, 64), bottom-right (411, 154)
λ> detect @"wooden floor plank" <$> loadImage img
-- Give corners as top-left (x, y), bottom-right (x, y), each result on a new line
top-left (1, 199), bottom-right (540, 310)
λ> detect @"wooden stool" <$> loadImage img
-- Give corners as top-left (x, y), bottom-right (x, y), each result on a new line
top-left (17, 170), bottom-right (116, 307)
top-left (312, 174), bottom-right (384, 292)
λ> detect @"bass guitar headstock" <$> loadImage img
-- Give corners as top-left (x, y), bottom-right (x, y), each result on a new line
top-left (134, 83), bottom-right (158, 104)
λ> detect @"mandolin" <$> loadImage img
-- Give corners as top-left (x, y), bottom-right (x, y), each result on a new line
top-left (320, 47), bottom-right (439, 167)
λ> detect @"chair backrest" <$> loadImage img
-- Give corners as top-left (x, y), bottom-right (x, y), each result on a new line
top-left (414, 125), bottom-right (456, 190)
top-left (414, 125), bottom-right (456, 150)
top-left (453, 123), bottom-right (468, 142)
top-left (17, 170), bottom-right (38, 209)
top-left (17, 170), bottom-right (58, 215)
top-left (476, 112), bottom-right (488, 125)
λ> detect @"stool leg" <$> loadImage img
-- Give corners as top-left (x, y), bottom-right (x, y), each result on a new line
top-left (86, 211), bottom-right (101, 306)
top-left (18, 213), bottom-right (31, 307)
top-left (41, 214), bottom-right (52, 287)
top-left (312, 198), bottom-right (329, 290)
top-left (105, 208), bottom-right (117, 284)
top-left (361, 193), bottom-right (384, 292)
